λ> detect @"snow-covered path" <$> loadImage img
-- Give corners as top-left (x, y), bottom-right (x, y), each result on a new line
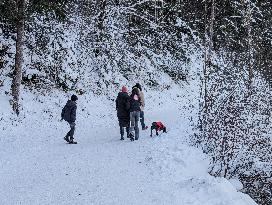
top-left (0, 90), bottom-right (256, 205)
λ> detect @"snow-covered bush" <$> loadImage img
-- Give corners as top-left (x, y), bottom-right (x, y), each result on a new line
top-left (195, 51), bottom-right (272, 205)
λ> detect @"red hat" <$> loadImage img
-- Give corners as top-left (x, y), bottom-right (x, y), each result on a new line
top-left (122, 86), bottom-right (128, 93)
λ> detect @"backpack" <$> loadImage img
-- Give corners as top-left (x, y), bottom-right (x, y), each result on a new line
top-left (61, 104), bottom-right (68, 121)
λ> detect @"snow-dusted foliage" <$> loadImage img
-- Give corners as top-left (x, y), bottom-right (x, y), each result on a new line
top-left (195, 51), bottom-right (272, 205)
top-left (1, 0), bottom-right (194, 94)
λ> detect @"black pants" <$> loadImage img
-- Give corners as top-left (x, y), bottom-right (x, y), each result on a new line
top-left (66, 122), bottom-right (76, 140)
top-left (120, 126), bottom-right (129, 138)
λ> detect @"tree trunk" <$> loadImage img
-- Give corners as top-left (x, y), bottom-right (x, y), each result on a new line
top-left (11, 0), bottom-right (25, 115)
top-left (241, 0), bottom-right (253, 94)
top-left (198, 0), bottom-right (209, 138)
top-left (203, 0), bottom-right (208, 112)
top-left (246, 2), bottom-right (253, 93)
top-left (95, 0), bottom-right (107, 56)
top-left (208, 0), bottom-right (215, 65)
top-left (203, 0), bottom-right (215, 110)
top-left (201, 0), bottom-right (215, 139)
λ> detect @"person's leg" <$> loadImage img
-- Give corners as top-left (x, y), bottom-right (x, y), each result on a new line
top-left (64, 122), bottom-right (71, 142)
top-left (64, 131), bottom-right (70, 142)
top-left (134, 111), bottom-right (140, 140)
top-left (120, 125), bottom-right (125, 140)
top-left (129, 112), bottom-right (136, 139)
top-left (126, 126), bottom-right (129, 138)
top-left (140, 111), bottom-right (146, 129)
top-left (69, 122), bottom-right (76, 142)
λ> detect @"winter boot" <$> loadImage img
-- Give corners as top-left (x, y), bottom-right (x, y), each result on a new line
top-left (120, 136), bottom-right (124, 140)
top-left (64, 135), bottom-right (70, 143)
top-left (69, 137), bottom-right (77, 144)
top-left (129, 133), bottom-right (134, 141)
top-left (142, 126), bottom-right (148, 130)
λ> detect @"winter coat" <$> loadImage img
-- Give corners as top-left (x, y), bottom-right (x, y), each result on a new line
top-left (116, 92), bottom-right (130, 126)
top-left (61, 100), bottom-right (77, 123)
top-left (129, 94), bottom-right (141, 112)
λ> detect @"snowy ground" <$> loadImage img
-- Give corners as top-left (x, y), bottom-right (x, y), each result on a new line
top-left (0, 85), bottom-right (257, 205)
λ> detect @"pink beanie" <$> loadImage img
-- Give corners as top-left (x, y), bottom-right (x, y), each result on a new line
top-left (122, 86), bottom-right (128, 93)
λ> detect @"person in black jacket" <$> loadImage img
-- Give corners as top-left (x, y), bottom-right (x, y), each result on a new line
top-left (128, 87), bottom-right (142, 141)
top-left (116, 86), bottom-right (130, 140)
top-left (61, 95), bottom-right (78, 144)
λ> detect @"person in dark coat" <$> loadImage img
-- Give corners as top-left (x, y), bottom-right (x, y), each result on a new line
top-left (61, 94), bottom-right (78, 144)
top-left (116, 86), bottom-right (130, 140)
top-left (128, 87), bottom-right (142, 141)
